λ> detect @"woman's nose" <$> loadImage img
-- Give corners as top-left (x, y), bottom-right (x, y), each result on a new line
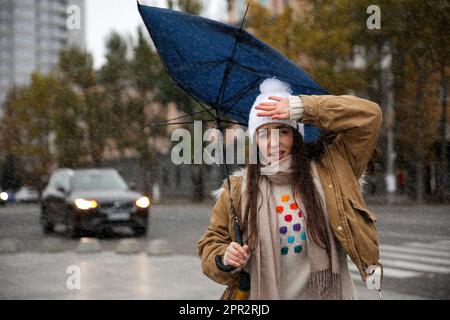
top-left (270, 131), bottom-right (280, 148)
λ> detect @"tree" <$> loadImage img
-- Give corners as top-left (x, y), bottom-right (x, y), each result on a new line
top-left (0, 153), bottom-right (22, 191)
top-left (51, 81), bottom-right (87, 168)
top-left (425, 1), bottom-right (450, 202)
top-left (247, 0), bottom-right (365, 95)
top-left (99, 32), bottom-right (132, 155)
top-left (5, 74), bottom-right (56, 191)
top-left (128, 27), bottom-right (166, 197)
top-left (0, 88), bottom-right (24, 190)
top-left (352, 1), bottom-right (449, 202)
top-left (58, 47), bottom-right (108, 167)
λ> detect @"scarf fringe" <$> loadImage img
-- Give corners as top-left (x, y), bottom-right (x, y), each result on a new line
top-left (308, 269), bottom-right (342, 300)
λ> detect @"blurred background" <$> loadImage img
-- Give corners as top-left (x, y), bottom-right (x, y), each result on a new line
top-left (0, 0), bottom-right (449, 300)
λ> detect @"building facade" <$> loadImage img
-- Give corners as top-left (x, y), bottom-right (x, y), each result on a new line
top-left (0, 0), bottom-right (85, 114)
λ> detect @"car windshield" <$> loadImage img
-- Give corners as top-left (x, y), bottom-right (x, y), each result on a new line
top-left (70, 171), bottom-right (128, 191)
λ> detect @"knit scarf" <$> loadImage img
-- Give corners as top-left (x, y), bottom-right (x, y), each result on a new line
top-left (241, 154), bottom-right (342, 299)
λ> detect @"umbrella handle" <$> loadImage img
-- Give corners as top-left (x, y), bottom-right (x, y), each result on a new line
top-left (215, 220), bottom-right (244, 272)
top-left (215, 254), bottom-right (237, 272)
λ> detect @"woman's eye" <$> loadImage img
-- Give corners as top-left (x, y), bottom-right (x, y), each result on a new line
top-left (280, 129), bottom-right (290, 135)
top-left (257, 131), bottom-right (267, 139)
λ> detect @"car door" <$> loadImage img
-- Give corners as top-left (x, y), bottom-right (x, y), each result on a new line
top-left (59, 173), bottom-right (72, 224)
top-left (42, 174), bottom-right (57, 224)
top-left (46, 173), bottom-right (67, 224)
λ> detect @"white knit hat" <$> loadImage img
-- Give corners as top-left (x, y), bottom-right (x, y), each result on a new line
top-left (248, 78), bottom-right (304, 142)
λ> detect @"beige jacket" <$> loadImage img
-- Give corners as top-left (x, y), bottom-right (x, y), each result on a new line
top-left (197, 95), bottom-right (382, 299)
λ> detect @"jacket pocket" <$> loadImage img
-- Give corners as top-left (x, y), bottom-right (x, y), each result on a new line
top-left (348, 198), bottom-right (377, 222)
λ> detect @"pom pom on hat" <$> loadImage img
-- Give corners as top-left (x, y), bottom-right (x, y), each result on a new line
top-left (259, 78), bottom-right (293, 95)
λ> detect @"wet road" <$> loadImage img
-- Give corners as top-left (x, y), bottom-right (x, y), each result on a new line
top-left (0, 203), bottom-right (449, 299)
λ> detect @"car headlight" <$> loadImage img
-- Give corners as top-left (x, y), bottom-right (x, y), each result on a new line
top-left (135, 196), bottom-right (150, 209)
top-left (0, 192), bottom-right (8, 201)
top-left (74, 198), bottom-right (98, 210)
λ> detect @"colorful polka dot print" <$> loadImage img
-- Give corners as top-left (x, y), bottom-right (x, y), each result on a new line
top-left (277, 193), bottom-right (307, 256)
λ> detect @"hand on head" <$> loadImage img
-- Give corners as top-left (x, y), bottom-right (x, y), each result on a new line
top-left (255, 96), bottom-right (290, 120)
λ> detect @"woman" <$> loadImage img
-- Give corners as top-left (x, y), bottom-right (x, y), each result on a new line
top-left (197, 78), bottom-right (382, 300)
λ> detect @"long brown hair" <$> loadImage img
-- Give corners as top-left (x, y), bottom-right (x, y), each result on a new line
top-left (243, 128), bottom-right (332, 255)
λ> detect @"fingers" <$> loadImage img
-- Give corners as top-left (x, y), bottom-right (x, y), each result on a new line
top-left (256, 110), bottom-right (278, 117)
top-left (257, 102), bottom-right (277, 107)
top-left (255, 105), bottom-right (277, 112)
top-left (227, 252), bottom-right (245, 266)
top-left (226, 255), bottom-right (243, 267)
top-left (230, 242), bottom-right (248, 259)
top-left (268, 96), bottom-right (283, 101)
top-left (272, 113), bottom-right (289, 120)
top-left (256, 112), bottom-right (289, 120)
top-left (225, 242), bottom-right (249, 267)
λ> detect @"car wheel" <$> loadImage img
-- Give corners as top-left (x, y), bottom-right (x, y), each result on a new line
top-left (65, 217), bottom-right (82, 239)
top-left (41, 207), bottom-right (54, 234)
top-left (42, 220), bottom-right (54, 234)
top-left (133, 227), bottom-right (147, 237)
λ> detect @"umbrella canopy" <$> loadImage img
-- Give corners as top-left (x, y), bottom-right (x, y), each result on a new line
top-left (137, 3), bottom-right (329, 143)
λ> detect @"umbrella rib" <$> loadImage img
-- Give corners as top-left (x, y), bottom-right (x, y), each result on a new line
top-left (175, 59), bottom-right (227, 74)
top-left (220, 120), bottom-right (247, 126)
top-left (240, 4), bottom-right (250, 30)
top-left (214, 6), bottom-right (251, 116)
top-left (192, 59), bottom-right (229, 66)
top-left (170, 80), bottom-right (217, 119)
top-left (162, 109), bottom-right (213, 123)
top-left (220, 77), bottom-right (262, 117)
top-left (221, 107), bottom-right (250, 119)
top-left (216, 77), bottom-right (261, 121)
top-left (153, 119), bottom-right (217, 126)
top-left (215, 54), bottom-right (239, 112)
top-left (223, 109), bottom-right (250, 122)
top-left (175, 48), bottom-right (189, 64)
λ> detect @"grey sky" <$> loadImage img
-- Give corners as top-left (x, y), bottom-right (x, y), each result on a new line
top-left (86, 0), bottom-right (227, 68)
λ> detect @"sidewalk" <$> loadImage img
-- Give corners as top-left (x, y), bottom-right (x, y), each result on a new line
top-left (0, 251), bottom-right (428, 300)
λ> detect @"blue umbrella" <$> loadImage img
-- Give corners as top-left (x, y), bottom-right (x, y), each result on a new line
top-left (137, 3), bottom-right (329, 143)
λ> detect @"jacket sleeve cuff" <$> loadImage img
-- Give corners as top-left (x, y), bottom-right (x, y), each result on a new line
top-left (223, 250), bottom-right (242, 274)
top-left (298, 95), bottom-right (319, 124)
top-left (224, 248), bottom-right (250, 274)
top-left (289, 95), bottom-right (305, 121)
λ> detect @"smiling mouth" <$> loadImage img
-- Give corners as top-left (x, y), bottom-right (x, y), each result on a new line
top-left (270, 151), bottom-right (286, 160)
